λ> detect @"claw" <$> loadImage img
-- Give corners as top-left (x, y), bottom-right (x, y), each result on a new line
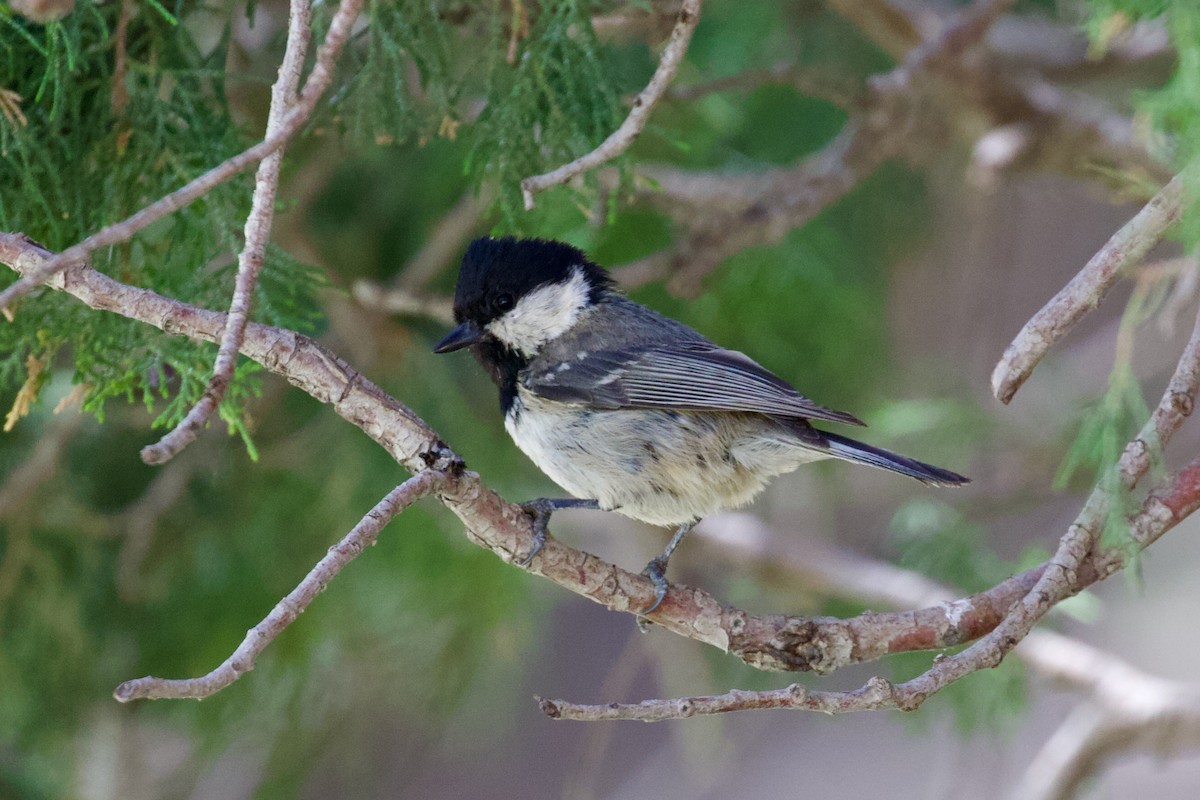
top-left (640, 557), bottom-right (670, 615)
top-left (515, 497), bottom-right (601, 567)
top-left (632, 520), bottom-right (696, 627)
top-left (517, 500), bottom-right (553, 567)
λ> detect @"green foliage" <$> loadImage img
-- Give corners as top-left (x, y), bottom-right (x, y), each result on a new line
top-left (1088, 1), bottom-right (1200, 241)
top-left (890, 497), bottom-right (1010, 593)
top-left (335, 0), bottom-right (460, 147)
top-left (467, 0), bottom-right (625, 229)
top-left (0, 0), bottom-right (337, 445)
top-left (1054, 363), bottom-right (1149, 492)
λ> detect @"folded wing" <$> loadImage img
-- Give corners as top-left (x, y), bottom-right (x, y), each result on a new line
top-left (524, 343), bottom-right (865, 427)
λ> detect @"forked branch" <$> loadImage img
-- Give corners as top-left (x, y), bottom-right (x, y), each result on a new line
top-left (114, 470), bottom-right (448, 701)
top-left (542, 457), bottom-right (1200, 721)
top-left (992, 174), bottom-right (1187, 404)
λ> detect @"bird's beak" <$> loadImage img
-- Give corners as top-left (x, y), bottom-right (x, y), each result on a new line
top-left (433, 321), bottom-right (486, 353)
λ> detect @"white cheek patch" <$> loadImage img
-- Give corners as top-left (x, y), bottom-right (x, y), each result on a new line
top-left (487, 267), bottom-right (589, 357)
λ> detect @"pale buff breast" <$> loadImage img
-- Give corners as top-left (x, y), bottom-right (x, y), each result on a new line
top-left (504, 388), bottom-right (828, 527)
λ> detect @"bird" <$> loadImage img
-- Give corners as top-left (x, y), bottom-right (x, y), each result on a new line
top-left (434, 236), bottom-right (969, 614)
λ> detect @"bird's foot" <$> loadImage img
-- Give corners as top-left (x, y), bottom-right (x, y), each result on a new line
top-left (516, 499), bottom-right (555, 567)
top-left (515, 497), bottom-right (601, 567)
top-left (634, 556), bottom-right (671, 632)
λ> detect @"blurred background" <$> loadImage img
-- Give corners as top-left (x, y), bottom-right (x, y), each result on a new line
top-left (2, 0), bottom-right (1200, 797)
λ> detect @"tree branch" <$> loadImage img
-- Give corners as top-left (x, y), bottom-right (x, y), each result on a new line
top-left (113, 469), bottom-right (448, 701)
top-left (3, 233), bottom-right (1197, 707)
top-left (615, 0), bottom-right (1173, 297)
top-left (540, 456), bottom-right (1200, 721)
top-left (141, 0), bottom-right (313, 465)
top-left (1013, 634), bottom-right (1200, 800)
top-left (991, 173), bottom-right (1187, 404)
top-left (665, 62), bottom-right (861, 108)
top-left (616, 0), bottom-right (1018, 295)
top-left (542, 295), bottom-right (1200, 720)
top-left (0, 414), bottom-right (79, 517)
top-left (351, 283), bottom-right (455, 324)
top-left (519, 0), bottom-right (702, 210)
top-left (0, 0), bottom-right (365, 312)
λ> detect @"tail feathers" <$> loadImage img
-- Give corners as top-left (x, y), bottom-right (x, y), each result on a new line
top-left (823, 432), bottom-right (970, 487)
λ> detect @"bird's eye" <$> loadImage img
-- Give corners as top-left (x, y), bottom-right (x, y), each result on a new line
top-left (495, 293), bottom-right (515, 312)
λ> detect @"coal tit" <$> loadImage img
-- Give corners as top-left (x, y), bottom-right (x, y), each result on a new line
top-left (435, 237), bottom-right (969, 613)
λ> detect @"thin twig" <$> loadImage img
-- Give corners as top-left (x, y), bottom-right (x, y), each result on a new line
top-left (141, 0), bottom-right (313, 465)
top-left (110, 0), bottom-right (132, 117)
top-left (0, 0), bottom-right (365, 312)
top-left (1012, 634), bottom-right (1200, 800)
top-left (665, 62), bottom-right (861, 108)
top-left (519, 0), bottom-right (702, 210)
top-left (113, 470), bottom-right (447, 701)
top-left (991, 174), bottom-right (1186, 404)
top-left (540, 678), bottom-right (900, 721)
top-left (0, 414), bottom-right (80, 517)
top-left (351, 283), bottom-right (455, 324)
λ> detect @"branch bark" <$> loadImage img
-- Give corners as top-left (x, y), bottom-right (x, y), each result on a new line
top-left (141, 0), bottom-right (314, 465)
top-left (541, 456), bottom-right (1200, 721)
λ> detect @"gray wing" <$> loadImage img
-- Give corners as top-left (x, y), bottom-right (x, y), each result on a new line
top-left (523, 343), bottom-right (865, 427)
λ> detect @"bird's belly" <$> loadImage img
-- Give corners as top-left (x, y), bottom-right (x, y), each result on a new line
top-left (504, 391), bottom-right (822, 527)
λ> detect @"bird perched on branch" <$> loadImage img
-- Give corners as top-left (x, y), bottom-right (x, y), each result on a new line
top-left (435, 237), bottom-right (969, 614)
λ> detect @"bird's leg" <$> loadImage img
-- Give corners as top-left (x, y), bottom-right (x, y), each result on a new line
top-left (640, 520), bottom-right (697, 616)
top-left (517, 497), bottom-right (601, 566)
